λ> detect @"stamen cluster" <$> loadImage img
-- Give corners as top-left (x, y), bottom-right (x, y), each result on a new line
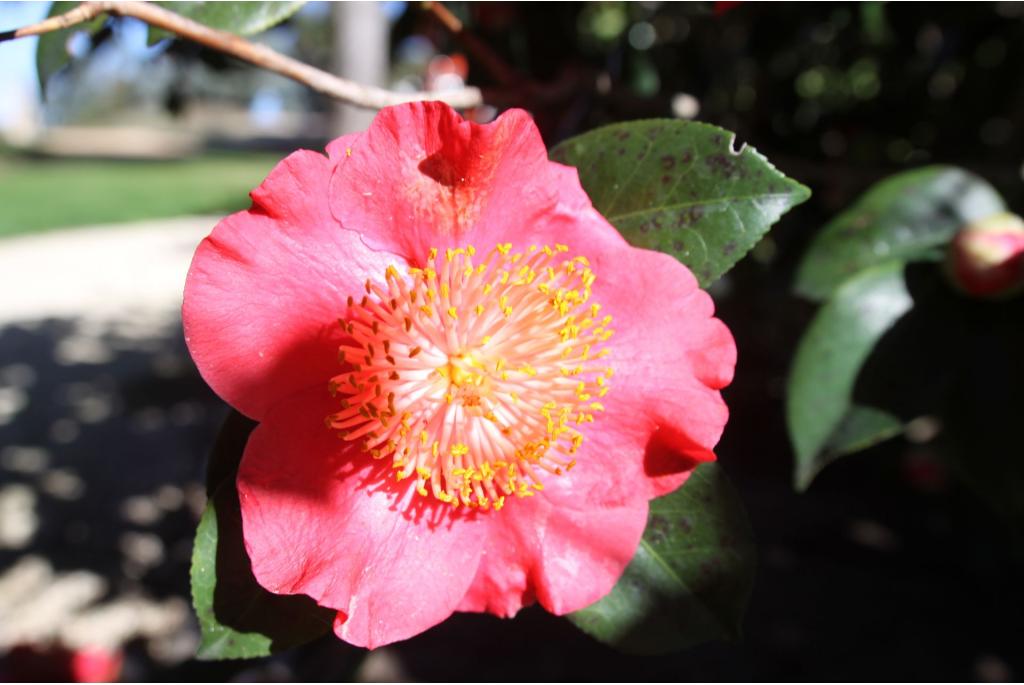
top-left (326, 243), bottom-right (614, 510)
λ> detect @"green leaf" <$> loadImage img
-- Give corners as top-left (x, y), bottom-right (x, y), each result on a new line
top-left (549, 120), bottom-right (810, 287)
top-left (149, 1), bottom-right (306, 43)
top-left (568, 463), bottom-right (756, 654)
top-left (794, 166), bottom-right (1005, 301)
top-left (787, 261), bottom-right (914, 490)
top-left (190, 413), bottom-right (334, 660)
top-left (36, 1), bottom-right (108, 91)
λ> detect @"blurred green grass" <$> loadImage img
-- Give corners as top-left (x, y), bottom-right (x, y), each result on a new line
top-left (0, 152), bottom-right (282, 237)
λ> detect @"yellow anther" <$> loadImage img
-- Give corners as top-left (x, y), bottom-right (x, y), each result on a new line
top-left (333, 241), bottom-right (614, 513)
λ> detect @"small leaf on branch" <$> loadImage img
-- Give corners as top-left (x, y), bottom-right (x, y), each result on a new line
top-left (794, 166), bottom-right (1005, 302)
top-left (35, 1), bottom-right (108, 91)
top-left (550, 120), bottom-right (810, 287)
top-left (149, 1), bottom-right (307, 43)
top-left (568, 462), bottom-right (756, 654)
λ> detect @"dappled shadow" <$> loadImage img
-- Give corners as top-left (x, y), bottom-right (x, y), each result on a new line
top-left (0, 315), bottom-right (227, 675)
top-left (0, 316), bottom-right (224, 582)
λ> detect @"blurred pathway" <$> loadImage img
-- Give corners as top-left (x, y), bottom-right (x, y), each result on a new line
top-left (0, 216), bottom-right (219, 324)
top-left (0, 217), bottom-right (228, 680)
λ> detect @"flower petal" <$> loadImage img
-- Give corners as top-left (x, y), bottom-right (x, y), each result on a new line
top-left (585, 246), bottom-right (736, 500)
top-left (503, 245), bottom-right (734, 510)
top-left (457, 497), bottom-right (649, 617)
top-left (237, 387), bottom-right (486, 649)
top-left (183, 144), bottom-right (395, 420)
top-left (328, 102), bottom-right (622, 261)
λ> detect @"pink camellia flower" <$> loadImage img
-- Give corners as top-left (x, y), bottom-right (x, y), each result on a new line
top-left (183, 102), bottom-right (736, 649)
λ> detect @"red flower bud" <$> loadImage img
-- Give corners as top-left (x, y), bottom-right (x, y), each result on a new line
top-left (946, 212), bottom-right (1024, 298)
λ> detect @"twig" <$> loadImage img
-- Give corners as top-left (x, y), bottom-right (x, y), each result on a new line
top-left (421, 1), bottom-right (519, 87)
top-left (0, 0), bottom-right (484, 110)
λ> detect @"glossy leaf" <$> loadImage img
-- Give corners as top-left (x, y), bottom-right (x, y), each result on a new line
top-left (794, 166), bottom-right (1005, 301)
top-left (190, 412), bottom-right (334, 660)
top-left (568, 463), bottom-right (756, 654)
top-left (149, 1), bottom-right (306, 42)
top-left (35, 1), bottom-right (107, 91)
top-left (787, 261), bottom-right (914, 490)
top-left (550, 120), bottom-right (810, 287)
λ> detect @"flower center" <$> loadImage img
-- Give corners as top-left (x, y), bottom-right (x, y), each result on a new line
top-left (326, 243), bottom-right (614, 511)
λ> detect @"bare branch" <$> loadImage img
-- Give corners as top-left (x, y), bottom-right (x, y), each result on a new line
top-left (0, 0), bottom-right (484, 110)
top-left (0, 1), bottom-right (107, 40)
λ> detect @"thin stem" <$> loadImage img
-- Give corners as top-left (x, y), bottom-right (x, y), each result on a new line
top-left (0, 0), bottom-right (484, 110)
